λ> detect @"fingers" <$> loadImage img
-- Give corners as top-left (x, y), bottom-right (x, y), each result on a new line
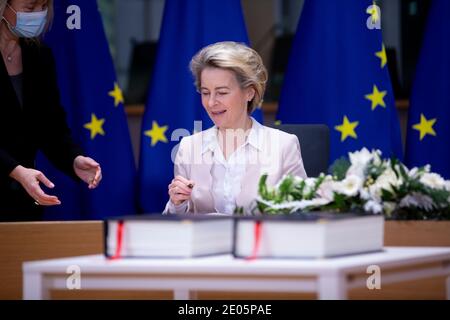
top-left (12, 167), bottom-right (60, 206)
top-left (85, 157), bottom-right (100, 167)
top-left (76, 156), bottom-right (100, 169)
top-left (170, 193), bottom-right (191, 203)
top-left (169, 190), bottom-right (190, 206)
top-left (88, 166), bottom-right (102, 189)
top-left (32, 172), bottom-right (60, 205)
top-left (94, 166), bottom-right (102, 181)
top-left (34, 188), bottom-right (61, 206)
top-left (174, 175), bottom-right (195, 189)
top-left (170, 177), bottom-right (194, 195)
top-left (75, 156), bottom-right (102, 189)
top-left (168, 176), bottom-right (195, 205)
top-left (35, 171), bottom-right (55, 189)
top-left (29, 180), bottom-right (60, 206)
top-left (169, 182), bottom-right (191, 195)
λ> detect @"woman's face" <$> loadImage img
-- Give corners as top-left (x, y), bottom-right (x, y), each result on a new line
top-left (200, 67), bottom-right (254, 130)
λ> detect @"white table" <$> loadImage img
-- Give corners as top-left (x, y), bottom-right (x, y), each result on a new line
top-left (23, 247), bottom-right (450, 300)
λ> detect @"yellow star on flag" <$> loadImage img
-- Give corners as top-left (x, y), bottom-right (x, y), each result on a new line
top-left (375, 44), bottom-right (387, 68)
top-left (335, 116), bottom-right (359, 142)
top-left (365, 85), bottom-right (387, 110)
top-left (413, 113), bottom-right (437, 141)
top-left (144, 121), bottom-right (168, 146)
top-left (108, 82), bottom-right (124, 107)
top-left (84, 113), bottom-right (105, 140)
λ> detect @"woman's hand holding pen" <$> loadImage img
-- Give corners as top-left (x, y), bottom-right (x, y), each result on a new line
top-left (168, 175), bottom-right (194, 205)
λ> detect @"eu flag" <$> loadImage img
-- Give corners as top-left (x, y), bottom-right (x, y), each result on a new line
top-left (277, 0), bottom-right (403, 165)
top-left (405, 0), bottom-right (450, 178)
top-left (138, 0), bottom-right (261, 213)
top-left (37, 0), bottom-right (136, 219)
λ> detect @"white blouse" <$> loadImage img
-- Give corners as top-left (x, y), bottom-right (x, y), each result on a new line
top-left (167, 118), bottom-right (262, 214)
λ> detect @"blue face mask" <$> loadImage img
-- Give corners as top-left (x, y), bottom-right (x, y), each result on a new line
top-left (4, 4), bottom-right (48, 38)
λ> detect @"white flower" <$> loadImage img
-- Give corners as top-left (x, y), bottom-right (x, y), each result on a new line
top-left (349, 148), bottom-right (373, 166)
top-left (366, 167), bottom-right (401, 203)
top-left (293, 175), bottom-right (306, 184)
top-left (420, 173), bottom-right (446, 189)
top-left (347, 148), bottom-right (373, 178)
top-left (359, 187), bottom-right (370, 200)
top-left (316, 178), bottom-right (336, 201)
top-left (375, 167), bottom-right (401, 193)
top-left (408, 167), bottom-right (419, 179)
top-left (335, 175), bottom-right (363, 197)
top-left (258, 147), bottom-right (450, 218)
top-left (445, 181), bottom-right (450, 192)
top-left (394, 163), bottom-right (408, 176)
top-left (305, 178), bottom-right (316, 187)
top-left (364, 200), bottom-right (383, 214)
top-left (302, 177), bottom-right (318, 196)
top-left (372, 150), bottom-right (382, 166)
top-left (368, 183), bottom-right (383, 202)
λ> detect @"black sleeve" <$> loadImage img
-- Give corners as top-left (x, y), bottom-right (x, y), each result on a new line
top-left (37, 46), bottom-right (84, 180)
top-left (0, 148), bottom-right (20, 178)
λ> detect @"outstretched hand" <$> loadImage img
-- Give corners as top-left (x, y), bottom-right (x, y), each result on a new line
top-left (73, 156), bottom-right (102, 189)
top-left (9, 165), bottom-right (60, 206)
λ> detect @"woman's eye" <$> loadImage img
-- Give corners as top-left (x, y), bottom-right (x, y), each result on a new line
top-left (217, 92), bottom-right (228, 96)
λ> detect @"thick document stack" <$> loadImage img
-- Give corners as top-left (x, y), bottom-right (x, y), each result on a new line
top-left (105, 213), bottom-right (384, 259)
top-left (105, 214), bottom-right (233, 258)
top-left (233, 213), bottom-right (384, 259)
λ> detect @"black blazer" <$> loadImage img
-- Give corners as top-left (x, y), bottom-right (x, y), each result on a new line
top-left (0, 40), bottom-right (83, 220)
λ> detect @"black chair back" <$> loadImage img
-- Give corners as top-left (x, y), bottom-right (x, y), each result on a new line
top-left (271, 124), bottom-right (330, 177)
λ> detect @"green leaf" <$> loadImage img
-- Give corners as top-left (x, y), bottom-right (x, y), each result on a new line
top-left (329, 157), bottom-right (351, 180)
top-left (258, 174), bottom-right (269, 200)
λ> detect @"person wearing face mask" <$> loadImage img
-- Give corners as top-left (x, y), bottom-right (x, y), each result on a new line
top-left (164, 42), bottom-right (307, 215)
top-left (0, 0), bottom-right (102, 221)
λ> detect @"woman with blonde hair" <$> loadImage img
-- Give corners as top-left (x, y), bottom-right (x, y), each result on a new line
top-left (0, 0), bottom-right (102, 220)
top-left (165, 41), bottom-right (307, 215)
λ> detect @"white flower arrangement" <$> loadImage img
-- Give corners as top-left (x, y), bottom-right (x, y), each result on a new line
top-left (256, 148), bottom-right (450, 220)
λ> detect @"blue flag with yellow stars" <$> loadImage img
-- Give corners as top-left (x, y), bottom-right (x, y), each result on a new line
top-left (138, 0), bottom-right (261, 213)
top-left (277, 0), bottom-right (403, 167)
top-left (405, 0), bottom-right (450, 178)
top-left (37, 0), bottom-right (137, 219)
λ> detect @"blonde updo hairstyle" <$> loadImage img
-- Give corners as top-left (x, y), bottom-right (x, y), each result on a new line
top-left (189, 41), bottom-right (268, 114)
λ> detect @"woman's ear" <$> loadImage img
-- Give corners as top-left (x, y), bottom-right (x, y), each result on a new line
top-left (247, 87), bottom-right (256, 102)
